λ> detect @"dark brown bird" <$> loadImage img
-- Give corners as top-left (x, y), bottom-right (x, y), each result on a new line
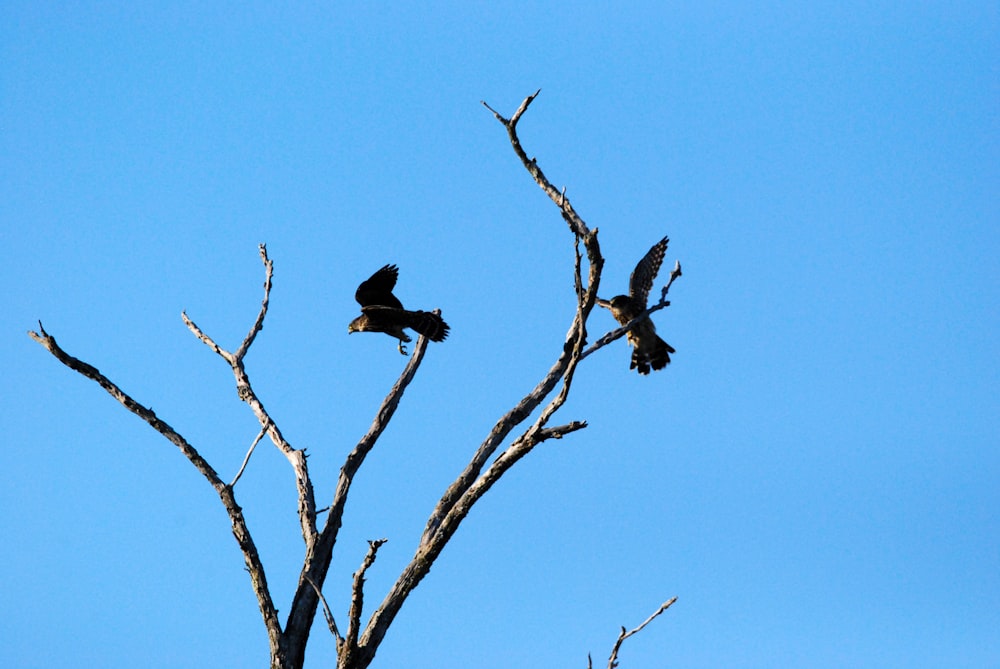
top-left (348, 264), bottom-right (449, 355)
top-left (597, 236), bottom-right (675, 374)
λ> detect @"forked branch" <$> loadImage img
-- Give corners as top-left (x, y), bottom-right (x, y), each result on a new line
top-left (597, 597), bottom-right (678, 669)
top-left (27, 321), bottom-right (283, 658)
top-left (482, 89), bottom-right (589, 237)
top-left (281, 331), bottom-right (434, 669)
top-left (183, 244), bottom-right (319, 550)
top-left (344, 539), bottom-right (388, 665)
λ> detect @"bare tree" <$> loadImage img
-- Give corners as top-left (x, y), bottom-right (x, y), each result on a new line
top-left (28, 92), bottom-right (679, 669)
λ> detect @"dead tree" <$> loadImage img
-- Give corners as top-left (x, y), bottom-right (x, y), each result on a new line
top-left (28, 91), bottom-right (679, 669)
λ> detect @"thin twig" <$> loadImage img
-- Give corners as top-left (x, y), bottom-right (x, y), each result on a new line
top-left (606, 597), bottom-right (678, 669)
top-left (230, 424), bottom-right (268, 487)
top-left (234, 243), bottom-right (273, 361)
top-left (304, 575), bottom-right (344, 651)
top-left (662, 260), bottom-right (682, 300)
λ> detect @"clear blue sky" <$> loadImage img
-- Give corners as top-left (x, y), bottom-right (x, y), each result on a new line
top-left (3, 3), bottom-right (997, 668)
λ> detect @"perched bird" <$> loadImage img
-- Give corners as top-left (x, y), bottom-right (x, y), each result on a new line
top-left (348, 264), bottom-right (449, 355)
top-left (597, 236), bottom-right (675, 374)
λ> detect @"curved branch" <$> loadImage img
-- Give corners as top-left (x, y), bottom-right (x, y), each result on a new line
top-left (27, 322), bottom-right (283, 657)
top-left (421, 92), bottom-right (606, 545)
top-left (354, 91), bottom-right (608, 668)
top-left (482, 90), bottom-right (590, 238)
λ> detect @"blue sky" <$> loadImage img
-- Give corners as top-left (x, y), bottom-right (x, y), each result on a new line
top-left (2, 3), bottom-right (997, 668)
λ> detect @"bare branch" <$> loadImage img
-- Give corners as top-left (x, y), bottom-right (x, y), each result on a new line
top-left (279, 332), bottom-right (433, 666)
top-left (340, 539), bottom-right (388, 668)
top-left (581, 300), bottom-right (669, 361)
top-left (481, 88), bottom-right (538, 127)
top-left (183, 249), bottom-right (319, 550)
top-left (28, 323), bottom-right (222, 485)
top-left (27, 322), bottom-right (284, 657)
top-left (482, 90), bottom-right (591, 238)
top-left (304, 575), bottom-right (343, 652)
top-left (582, 259), bottom-right (682, 363)
top-left (605, 598), bottom-right (678, 669)
top-left (231, 424), bottom-right (268, 487)
top-left (662, 260), bottom-right (682, 299)
top-left (355, 92), bottom-right (607, 666)
top-left (238, 369), bottom-right (318, 546)
top-left (537, 421), bottom-right (588, 440)
top-left (348, 540), bottom-right (388, 646)
top-left (182, 311), bottom-right (233, 363)
top-left (234, 243), bottom-right (273, 361)
top-left (325, 326), bottom-right (432, 539)
top-left (419, 93), bottom-right (606, 548)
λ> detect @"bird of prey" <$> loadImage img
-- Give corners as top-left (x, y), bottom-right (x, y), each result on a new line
top-left (597, 236), bottom-right (675, 374)
top-left (348, 264), bottom-right (449, 355)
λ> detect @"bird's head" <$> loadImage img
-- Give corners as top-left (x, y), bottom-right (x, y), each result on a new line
top-left (596, 296), bottom-right (629, 311)
top-left (347, 317), bottom-right (363, 334)
top-left (608, 295), bottom-right (630, 310)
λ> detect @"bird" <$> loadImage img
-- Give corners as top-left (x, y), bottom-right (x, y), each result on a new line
top-left (597, 236), bottom-right (675, 374)
top-left (348, 264), bottom-right (449, 355)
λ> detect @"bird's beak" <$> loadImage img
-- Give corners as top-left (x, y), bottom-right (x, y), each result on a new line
top-left (596, 297), bottom-right (612, 309)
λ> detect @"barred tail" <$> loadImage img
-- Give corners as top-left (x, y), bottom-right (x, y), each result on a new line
top-left (631, 335), bottom-right (675, 375)
top-left (407, 310), bottom-right (450, 342)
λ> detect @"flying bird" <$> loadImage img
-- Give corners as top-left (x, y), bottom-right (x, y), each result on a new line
top-left (348, 264), bottom-right (449, 355)
top-left (597, 236), bottom-right (675, 374)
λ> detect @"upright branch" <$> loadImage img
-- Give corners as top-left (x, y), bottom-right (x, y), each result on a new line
top-left (26, 321), bottom-right (284, 659)
top-left (340, 539), bottom-right (388, 667)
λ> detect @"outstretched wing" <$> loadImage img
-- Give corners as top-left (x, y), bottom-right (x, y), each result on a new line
top-left (355, 264), bottom-right (403, 309)
top-left (628, 236), bottom-right (669, 306)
